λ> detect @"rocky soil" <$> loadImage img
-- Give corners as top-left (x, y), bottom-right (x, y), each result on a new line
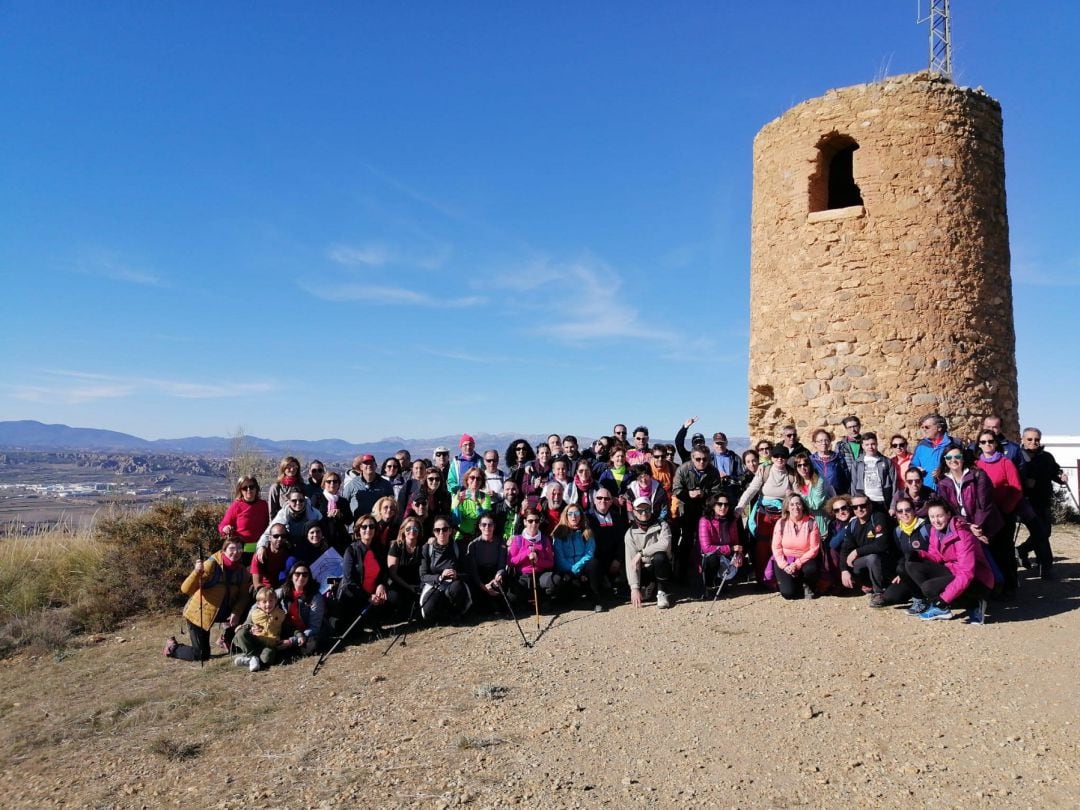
top-left (1, 527), bottom-right (1078, 808)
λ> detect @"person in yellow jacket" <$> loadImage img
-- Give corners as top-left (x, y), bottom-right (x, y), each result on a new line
top-left (232, 587), bottom-right (296, 672)
top-left (163, 538), bottom-right (251, 663)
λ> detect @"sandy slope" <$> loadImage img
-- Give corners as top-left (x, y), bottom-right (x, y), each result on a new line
top-left (1, 527), bottom-right (1078, 808)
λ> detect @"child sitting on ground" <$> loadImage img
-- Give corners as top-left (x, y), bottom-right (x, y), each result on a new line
top-left (233, 587), bottom-right (298, 671)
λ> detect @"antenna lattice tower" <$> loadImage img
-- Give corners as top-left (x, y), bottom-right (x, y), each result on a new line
top-left (919, 0), bottom-right (952, 78)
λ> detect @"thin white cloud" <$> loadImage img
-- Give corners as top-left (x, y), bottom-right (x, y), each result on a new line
top-left (73, 249), bottom-right (166, 287)
top-left (328, 241), bottom-right (451, 271)
top-left (301, 281), bottom-right (484, 308)
top-left (10, 370), bottom-right (273, 404)
top-left (490, 256), bottom-right (682, 344)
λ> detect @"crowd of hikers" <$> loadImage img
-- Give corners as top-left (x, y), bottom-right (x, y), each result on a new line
top-left (163, 413), bottom-right (1071, 670)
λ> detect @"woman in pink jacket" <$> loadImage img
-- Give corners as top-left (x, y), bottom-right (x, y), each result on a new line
top-left (507, 508), bottom-right (558, 605)
top-left (698, 494), bottom-right (747, 594)
top-left (905, 499), bottom-right (995, 624)
top-left (770, 493), bottom-right (822, 600)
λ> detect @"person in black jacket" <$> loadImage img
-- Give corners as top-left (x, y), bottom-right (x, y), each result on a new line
top-left (419, 518), bottom-right (472, 622)
top-left (839, 495), bottom-right (895, 607)
top-left (467, 517), bottom-right (509, 614)
top-left (334, 517), bottom-right (390, 635)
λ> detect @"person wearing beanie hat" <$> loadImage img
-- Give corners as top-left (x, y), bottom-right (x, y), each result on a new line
top-left (448, 433), bottom-right (481, 491)
top-left (624, 497), bottom-right (673, 609)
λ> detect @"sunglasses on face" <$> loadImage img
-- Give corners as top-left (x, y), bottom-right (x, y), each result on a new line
top-left (358, 524), bottom-right (376, 531)
top-left (292, 571), bottom-right (310, 578)
top-left (834, 505), bottom-right (851, 512)
top-left (525, 518), bottom-right (540, 524)
top-left (852, 503), bottom-right (869, 511)
top-left (326, 478), bottom-right (341, 485)
top-left (289, 499), bottom-right (304, 504)
top-left (944, 454), bottom-right (963, 461)
top-left (405, 526), bottom-right (421, 533)
top-left (271, 533), bottom-right (288, 539)
top-left (979, 439), bottom-right (997, 446)
top-left (716, 502), bottom-right (730, 508)
top-left (891, 443), bottom-right (907, 449)
top-left (241, 485), bottom-right (258, 491)
top-left (594, 496), bottom-right (611, 501)
top-left (895, 508), bottom-right (913, 514)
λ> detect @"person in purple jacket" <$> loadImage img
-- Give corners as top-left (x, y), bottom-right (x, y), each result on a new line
top-left (904, 500), bottom-right (995, 624)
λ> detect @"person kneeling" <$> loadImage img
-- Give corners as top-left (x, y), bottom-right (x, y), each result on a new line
top-left (901, 500), bottom-right (994, 624)
top-left (625, 497), bottom-right (673, 609)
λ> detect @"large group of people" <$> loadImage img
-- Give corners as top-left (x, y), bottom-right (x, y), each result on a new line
top-left (163, 414), bottom-right (1070, 669)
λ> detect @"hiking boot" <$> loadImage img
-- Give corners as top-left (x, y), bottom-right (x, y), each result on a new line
top-left (803, 584), bottom-right (816, 600)
top-left (163, 636), bottom-right (178, 658)
top-left (869, 593), bottom-right (887, 608)
top-left (1039, 565), bottom-right (1055, 581)
top-left (656, 590), bottom-right (670, 609)
top-left (966, 599), bottom-right (988, 625)
top-left (918, 604), bottom-right (953, 621)
top-left (248, 656), bottom-right (261, 672)
top-left (906, 598), bottom-right (928, 616)
top-left (233, 655), bottom-right (251, 668)
top-left (1017, 546), bottom-right (1032, 569)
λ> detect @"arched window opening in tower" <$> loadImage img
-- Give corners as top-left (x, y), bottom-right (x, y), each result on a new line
top-left (809, 134), bottom-right (864, 212)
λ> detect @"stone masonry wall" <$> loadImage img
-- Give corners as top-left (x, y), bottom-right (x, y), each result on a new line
top-left (748, 72), bottom-right (1018, 444)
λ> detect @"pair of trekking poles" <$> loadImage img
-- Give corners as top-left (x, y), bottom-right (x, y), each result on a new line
top-left (312, 569), bottom-right (544, 675)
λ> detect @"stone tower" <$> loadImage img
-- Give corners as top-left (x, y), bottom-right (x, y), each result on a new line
top-left (748, 72), bottom-right (1018, 443)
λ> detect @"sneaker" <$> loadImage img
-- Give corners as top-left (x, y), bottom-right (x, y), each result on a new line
top-left (966, 599), bottom-right (988, 625)
top-left (248, 656), bottom-right (261, 672)
top-left (918, 604), bottom-right (954, 621)
top-left (163, 636), bottom-right (178, 658)
top-left (593, 604), bottom-right (606, 613)
top-left (869, 593), bottom-right (887, 608)
top-left (906, 598), bottom-right (928, 616)
top-left (803, 584), bottom-right (816, 600)
top-left (233, 655), bottom-right (251, 667)
top-left (656, 590), bottom-right (670, 609)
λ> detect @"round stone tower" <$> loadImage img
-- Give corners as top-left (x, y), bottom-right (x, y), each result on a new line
top-left (748, 71), bottom-right (1018, 442)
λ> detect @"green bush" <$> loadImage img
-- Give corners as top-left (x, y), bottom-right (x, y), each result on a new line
top-left (76, 500), bottom-right (226, 630)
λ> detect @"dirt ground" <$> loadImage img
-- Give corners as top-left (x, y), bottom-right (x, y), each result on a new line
top-left (2, 527), bottom-right (1079, 809)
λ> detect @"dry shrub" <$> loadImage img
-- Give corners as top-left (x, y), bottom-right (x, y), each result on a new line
top-left (0, 608), bottom-right (75, 657)
top-left (77, 500), bottom-right (225, 630)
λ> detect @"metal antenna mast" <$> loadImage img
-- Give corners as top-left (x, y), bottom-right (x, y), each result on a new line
top-left (917, 0), bottom-right (952, 79)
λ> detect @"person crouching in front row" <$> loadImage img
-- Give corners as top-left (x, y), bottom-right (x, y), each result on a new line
top-left (625, 497), bottom-right (673, 609)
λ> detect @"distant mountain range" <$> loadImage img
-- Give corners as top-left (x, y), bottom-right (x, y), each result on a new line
top-left (0, 420), bottom-right (750, 459)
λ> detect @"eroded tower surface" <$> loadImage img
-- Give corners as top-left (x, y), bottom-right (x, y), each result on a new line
top-left (748, 72), bottom-right (1018, 441)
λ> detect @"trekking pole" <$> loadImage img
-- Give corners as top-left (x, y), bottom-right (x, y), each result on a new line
top-left (496, 581), bottom-right (531, 648)
top-left (197, 536), bottom-right (205, 668)
top-left (312, 604), bottom-right (371, 677)
top-left (531, 569), bottom-right (541, 632)
top-left (382, 599), bottom-right (417, 656)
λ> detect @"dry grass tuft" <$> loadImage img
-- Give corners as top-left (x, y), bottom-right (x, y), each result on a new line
top-left (148, 737), bottom-right (202, 761)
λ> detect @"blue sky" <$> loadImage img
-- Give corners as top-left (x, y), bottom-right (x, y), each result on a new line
top-left (2, 2), bottom-right (1078, 442)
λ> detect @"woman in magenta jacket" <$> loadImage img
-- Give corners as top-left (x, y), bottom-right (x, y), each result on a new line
top-left (218, 476), bottom-right (271, 561)
top-left (904, 499), bottom-right (995, 623)
top-left (507, 508), bottom-right (558, 605)
top-left (698, 493), bottom-right (746, 593)
top-left (935, 445), bottom-right (1013, 595)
